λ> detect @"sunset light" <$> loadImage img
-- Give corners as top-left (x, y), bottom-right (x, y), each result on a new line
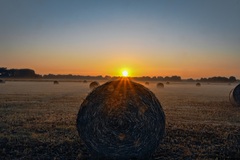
top-left (0, 1), bottom-right (240, 159)
top-left (122, 70), bottom-right (129, 77)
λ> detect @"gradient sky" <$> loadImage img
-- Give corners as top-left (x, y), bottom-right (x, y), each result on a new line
top-left (0, 0), bottom-right (240, 78)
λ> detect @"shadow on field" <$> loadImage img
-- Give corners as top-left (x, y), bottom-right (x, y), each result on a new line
top-left (0, 137), bottom-right (90, 160)
top-left (155, 124), bottom-right (240, 159)
top-left (1, 123), bottom-right (239, 160)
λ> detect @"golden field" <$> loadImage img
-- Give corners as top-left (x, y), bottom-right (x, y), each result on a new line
top-left (0, 81), bottom-right (239, 159)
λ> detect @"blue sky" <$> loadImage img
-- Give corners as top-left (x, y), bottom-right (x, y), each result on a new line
top-left (0, 0), bottom-right (239, 78)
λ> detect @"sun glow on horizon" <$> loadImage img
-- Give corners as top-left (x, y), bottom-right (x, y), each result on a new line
top-left (122, 70), bottom-right (129, 77)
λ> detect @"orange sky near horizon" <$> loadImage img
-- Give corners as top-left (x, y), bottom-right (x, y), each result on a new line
top-left (3, 51), bottom-right (239, 79)
top-left (1, 39), bottom-right (239, 79)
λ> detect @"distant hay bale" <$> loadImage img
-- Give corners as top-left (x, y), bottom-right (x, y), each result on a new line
top-left (157, 82), bottom-right (164, 88)
top-left (145, 82), bottom-right (149, 85)
top-left (229, 84), bottom-right (240, 107)
top-left (166, 81), bottom-right (170, 85)
top-left (83, 80), bottom-right (87, 83)
top-left (77, 79), bottom-right (165, 159)
top-left (0, 79), bottom-right (5, 83)
top-left (196, 82), bottom-right (201, 87)
top-left (89, 81), bottom-right (99, 89)
top-left (53, 81), bottom-right (59, 84)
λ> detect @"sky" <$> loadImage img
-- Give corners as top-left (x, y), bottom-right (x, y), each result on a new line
top-left (0, 0), bottom-right (240, 78)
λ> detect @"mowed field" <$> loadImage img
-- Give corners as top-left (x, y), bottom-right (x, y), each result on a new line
top-left (0, 80), bottom-right (239, 159)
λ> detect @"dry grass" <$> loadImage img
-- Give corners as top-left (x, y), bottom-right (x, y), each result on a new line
top-left (0, 81), bottom-right (239, 159)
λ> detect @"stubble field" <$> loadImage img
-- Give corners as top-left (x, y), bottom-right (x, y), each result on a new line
top-left (0, 80), bottom-right (239, 159)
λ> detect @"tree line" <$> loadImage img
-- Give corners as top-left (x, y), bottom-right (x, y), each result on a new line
top-left (0, 67), bottom-right (238, 82)
top-left (0, 67), bottom-right (41, 78)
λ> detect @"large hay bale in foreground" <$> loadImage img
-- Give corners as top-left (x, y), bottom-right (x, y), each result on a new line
top-left (157, 82), bottom-right (164, 88)
top-left (89, 81), bottom-right (99, 89)
top-left (77, 79), bottom-right (165, 159)
top-left (229, 84), bottom-right (240, 107)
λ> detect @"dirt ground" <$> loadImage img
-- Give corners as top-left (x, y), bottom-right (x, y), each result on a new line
top-left (0, 81), bottom-right (239, 159)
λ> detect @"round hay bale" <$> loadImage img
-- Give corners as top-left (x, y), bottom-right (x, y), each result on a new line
top-left (229, 84), bottom-right (240, 107)
top-left (166, 81), bottom-right (170, 85)
top-left (145, 82), bottom-right (149, 85)
top-left (77, 79), bottom-right (165, 159)
top-left (53, 81), bottom-right (59, 84)
top-left (157, 82), bottom-right (164, 88)
top-left (196, 82), bottom-right (201, 87)
top-left (0, 79), bottom-right (5, 83)
top-left (83, 80), bottom-right (87, 83)
top-left (89, 81), bottom-right (99, 89)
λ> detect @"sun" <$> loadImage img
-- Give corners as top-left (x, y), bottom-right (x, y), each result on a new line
top-left (122, 70), bottom-right (129, 77)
